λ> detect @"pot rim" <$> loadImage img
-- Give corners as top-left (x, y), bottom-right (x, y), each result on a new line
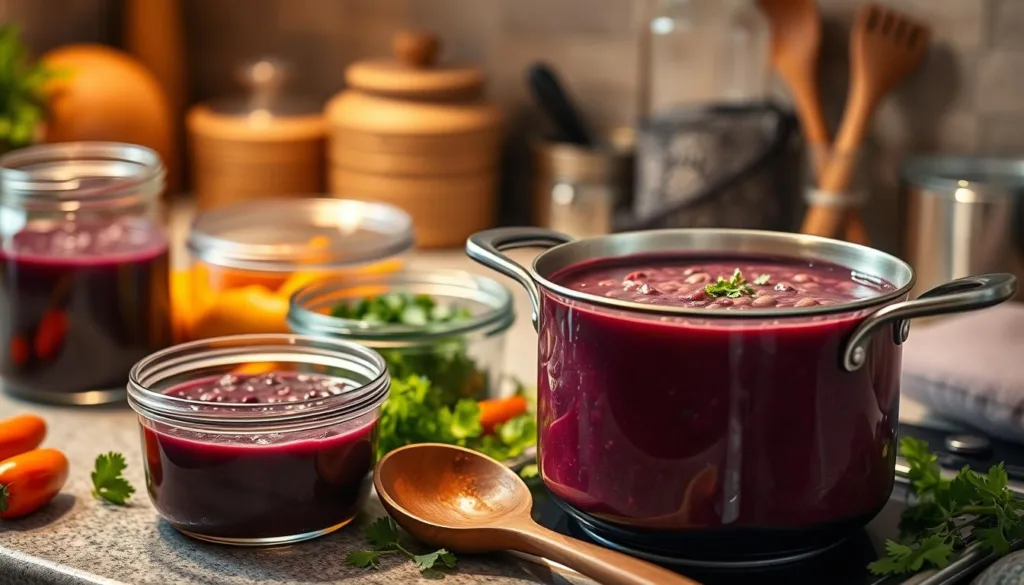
top-left (525, 228), bottom-right (917, 320)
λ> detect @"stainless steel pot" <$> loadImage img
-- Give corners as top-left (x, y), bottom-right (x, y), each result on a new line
top-left (902, 156), bottom-right (1024, 302)
top-left (466, 226), bottom-right (1016, 561)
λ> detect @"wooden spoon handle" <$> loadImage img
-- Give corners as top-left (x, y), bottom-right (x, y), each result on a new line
top-left (507, 521), bottom-right (700, 585)
top-left (844, 212), bottom-right (871, 245)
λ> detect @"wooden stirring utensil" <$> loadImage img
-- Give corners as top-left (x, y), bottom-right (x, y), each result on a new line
top-left (757, 0), bottom-right (829, 176)
top-left (801, 3), bottom-right (930, 242)
top-left (375, 444), bottom-right (702, 585)
top-left (757, 0), bottom-right (868, 243)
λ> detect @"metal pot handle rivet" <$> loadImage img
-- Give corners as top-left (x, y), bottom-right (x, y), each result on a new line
top-left (466, 227), bottom-right (575, 330)
top-left (841, 273), bottom-right (1018, 372)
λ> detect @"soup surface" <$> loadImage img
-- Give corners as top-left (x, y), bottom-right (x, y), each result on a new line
top-left (555, 256), bottom-right (894, 309)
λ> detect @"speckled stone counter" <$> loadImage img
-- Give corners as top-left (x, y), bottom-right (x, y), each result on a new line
top-left (0, 392), bottom-right (586, 585)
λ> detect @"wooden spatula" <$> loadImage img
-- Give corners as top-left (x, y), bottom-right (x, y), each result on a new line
top-left (801, 3), bottom-right (930, 242)
top-left (757, 0), bottom-right (829, 176)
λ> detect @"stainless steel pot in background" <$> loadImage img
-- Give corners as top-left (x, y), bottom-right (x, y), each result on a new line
top-left (902, 156), bottom-right (1024, 301)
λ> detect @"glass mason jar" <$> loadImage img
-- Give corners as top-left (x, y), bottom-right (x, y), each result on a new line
top-left (181, 198), bottom-right (413, 342)
top-left (645, 0), bottom-right (770, 112)
top-left (287, 269), bottom-right (515, 406)
top-left (127, 334), bottom-right (390, 546)
top-left (0, 142), bottom-right (172, 405)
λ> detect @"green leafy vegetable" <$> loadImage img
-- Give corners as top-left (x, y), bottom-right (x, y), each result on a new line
top-left (867, 437), bottom-right (1024, 576)
top-left (332, 293), bottom-right (486, 406)
top-left (705, 268), bottom-right (756, 299)
top-left (753, 273), bottom-right (771, 286)
top-left (348, 516), bottom-right (458, 577)
top-left (377, 375), bottom-right (536, 463)
top-left (366, 514), bottom-right (401, 548)
top-left (91, 452), bottom-right (135, 506)
top-left (0, 24), bottom-right (66, 152)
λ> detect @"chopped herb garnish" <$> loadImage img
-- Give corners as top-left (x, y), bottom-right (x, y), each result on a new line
top-left (705, 268), bottom-right (756, 299)
top-left (867, 437), bottom-right (1024, 576)
top-left (753, 274), bottom-right (771, 286)
top-left (348, 516), bottom-right (458, 577)
top-left (331, 293), bottom-right (485, 406)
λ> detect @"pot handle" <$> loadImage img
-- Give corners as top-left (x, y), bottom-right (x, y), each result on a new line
top-left (841, 273), bottom-right (1018, 372)
top-left (466, 227), bottom-right (575, 327)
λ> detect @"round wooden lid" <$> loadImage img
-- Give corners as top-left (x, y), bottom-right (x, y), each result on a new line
top-left (344, 31), bottom-right (485, 100)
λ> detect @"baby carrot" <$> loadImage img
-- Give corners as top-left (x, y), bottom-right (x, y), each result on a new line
top-left (478, 396), bottom-right (529, 434)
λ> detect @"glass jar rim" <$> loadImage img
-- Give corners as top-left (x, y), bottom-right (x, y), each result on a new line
top-left (0, 142), bottom-right (165, 210)
top-left (127, 334), bottom-right (390, 434)
top-left (287, 269), bottom-right (515, 343)
top-left (187, 198), bottom-right (415, 272)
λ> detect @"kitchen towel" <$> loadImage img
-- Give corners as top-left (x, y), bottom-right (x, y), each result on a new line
top-left (901, 303), bottom-right (1024, 444)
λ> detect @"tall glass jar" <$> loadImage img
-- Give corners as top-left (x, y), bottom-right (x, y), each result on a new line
top-left (0, 142), bottom-right (172, 405)
top-left (645, 0), bottom-right (770, 112)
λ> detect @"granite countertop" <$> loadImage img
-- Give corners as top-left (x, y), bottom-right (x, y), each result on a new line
top-left (0, 393), bottom-right (578, 585)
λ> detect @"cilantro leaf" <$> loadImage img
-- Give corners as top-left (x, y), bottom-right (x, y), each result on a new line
top-left (350, 516), bottom-right (459, 578)
top-left (753, 274), bottom-right (771, 285)
top-left (91, 452), bottom-right (135, 505)
top-left (705, 268), bottom-right (755, 299)
top-left (347, 550), bottom-right (384, 569)
top-left (365, 516), bottom-right (400, 549)
top-left (869, 439), bottom-right (1024, 576)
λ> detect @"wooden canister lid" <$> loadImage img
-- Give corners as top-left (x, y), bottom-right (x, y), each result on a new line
top-left (326, 31), bottom-right (503, 137)
top-left (345, 31), bottom-right (485, 100)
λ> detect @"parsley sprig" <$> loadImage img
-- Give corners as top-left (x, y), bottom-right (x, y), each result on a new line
top-left (868, 437), bottom-right (1024, 576)
top-left (348, 516), bottom-right (457, 578)
top-left (91, 452), bottom-right (135, 506)
top-left (705, 269), bottom-right (771, 299)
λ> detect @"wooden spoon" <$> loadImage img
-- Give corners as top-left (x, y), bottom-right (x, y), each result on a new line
top-left (374, 444), bottom-right (701, 585)
top-left (757, 0), bottom-right (829, 175)
top-left (757, 0), bottom-right (867, 244)
top-left (800, 3), bottom-right (930, 241)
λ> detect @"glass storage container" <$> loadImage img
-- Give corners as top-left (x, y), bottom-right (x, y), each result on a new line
top-left (127, 333), bottom-right (390, 546)
top-left (0, 142), bottom-right (172, 405)
top-left (287, 269), bottom-right (515, 405)
top-left (181, 198), bottom-right (413, 341)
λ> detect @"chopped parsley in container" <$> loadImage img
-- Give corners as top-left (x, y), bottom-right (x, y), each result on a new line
top-left (286, 269), bottom-right (515, 407)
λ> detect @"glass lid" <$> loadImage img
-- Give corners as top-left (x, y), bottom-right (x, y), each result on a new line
top-left (206, 59), bottom-right (321, 117)
top-left (187, 198), bottom-right (415, 272)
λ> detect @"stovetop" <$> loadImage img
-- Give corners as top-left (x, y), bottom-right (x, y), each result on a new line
top-left (524, 422), bottom-right (1024, 585)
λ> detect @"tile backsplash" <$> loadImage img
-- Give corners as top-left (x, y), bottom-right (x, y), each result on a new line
top-left (5, 0), bottom-right (1021, 252)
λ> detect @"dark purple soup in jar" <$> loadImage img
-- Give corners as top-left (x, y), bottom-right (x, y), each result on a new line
top-left (0, 220), bottom-right (171, 400)
top-left (538, 255), bottom-right (900, 535)
top-left (142, 371), bottom-right (377, 544)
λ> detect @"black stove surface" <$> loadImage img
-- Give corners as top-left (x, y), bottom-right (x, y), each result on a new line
top-left (527, 421), bottom-right (1024, 585)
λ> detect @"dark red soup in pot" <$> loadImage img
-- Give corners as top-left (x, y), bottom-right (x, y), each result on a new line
top-left (539, 255), bottom-right (900, 539)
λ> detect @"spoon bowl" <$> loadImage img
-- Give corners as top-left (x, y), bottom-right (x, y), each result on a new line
top-left (374, 443), bottom-right (702, 585)
top-left (374, 443), bottom-right (531, 552)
